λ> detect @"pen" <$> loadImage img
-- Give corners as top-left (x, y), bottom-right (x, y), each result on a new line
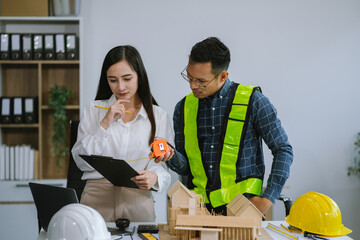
top-left (304, 232), bottom-right (329, 240)
top-left (123, 226), bottom-right (136, 240)
top-left (132, 226), bottom-right (136, 235)
top-left (94, 105), bottom-right (130, 113)
top-left (130, 226), bottom-right (135, 240)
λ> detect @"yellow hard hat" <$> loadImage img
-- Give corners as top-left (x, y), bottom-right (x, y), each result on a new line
top-left (285, 192), bottom-right (352, 237)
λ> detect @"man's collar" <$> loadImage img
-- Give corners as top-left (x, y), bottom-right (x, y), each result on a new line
top-left (217, 78), bottom-right (232, 98)
top-left (202, 78), bottom-right (232, 101)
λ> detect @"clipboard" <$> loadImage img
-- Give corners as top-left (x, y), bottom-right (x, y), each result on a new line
top-left (79, 154), bottom-right (157, 191)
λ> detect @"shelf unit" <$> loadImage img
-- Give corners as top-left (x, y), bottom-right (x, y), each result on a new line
top-left (0, 17), bottom-right (82, 179)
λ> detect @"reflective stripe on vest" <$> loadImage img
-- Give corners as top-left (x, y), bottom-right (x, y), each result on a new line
top-left (184, 93), bottom-right (209, 203)
top-left (184, 84), bottom-right (262, 207)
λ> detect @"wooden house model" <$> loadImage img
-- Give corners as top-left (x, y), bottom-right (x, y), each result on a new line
top-left (167, 180), bottom-right (198, 208)
top-left (159, 181), bottom-right (273, 240)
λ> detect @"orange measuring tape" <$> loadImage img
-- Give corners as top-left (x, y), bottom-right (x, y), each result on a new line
top-left (127, 139), bottom-right (170, 162)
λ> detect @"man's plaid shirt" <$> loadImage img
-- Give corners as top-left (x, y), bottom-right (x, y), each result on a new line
top-left (167, 79), bottom-right (293, 203)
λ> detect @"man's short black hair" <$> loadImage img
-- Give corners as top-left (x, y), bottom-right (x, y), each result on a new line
top-left (189, 37), bottom-right (231, 74)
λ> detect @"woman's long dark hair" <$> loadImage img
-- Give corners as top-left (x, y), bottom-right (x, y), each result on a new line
top-left (95, 45), bottom-right (158, 145)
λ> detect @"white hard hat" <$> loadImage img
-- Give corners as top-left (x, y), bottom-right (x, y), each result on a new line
top-left (46, 203), bottom-right (111, 240)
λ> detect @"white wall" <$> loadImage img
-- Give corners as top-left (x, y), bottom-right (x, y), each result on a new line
top-left (80, 1), bottom-right (360, 238)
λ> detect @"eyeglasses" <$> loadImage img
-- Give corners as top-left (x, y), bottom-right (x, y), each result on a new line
top-left (181, 66), bottom-right (222, 89)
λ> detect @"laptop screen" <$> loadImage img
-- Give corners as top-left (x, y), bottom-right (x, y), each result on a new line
top-left (29, 182), bottom-right (79, 231)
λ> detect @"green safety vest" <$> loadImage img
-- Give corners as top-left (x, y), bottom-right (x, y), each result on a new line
top-left (183, 84), bottom-right (263, 208)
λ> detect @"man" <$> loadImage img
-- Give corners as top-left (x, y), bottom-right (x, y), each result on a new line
top-left (160, 37), bottom-right (293, 215)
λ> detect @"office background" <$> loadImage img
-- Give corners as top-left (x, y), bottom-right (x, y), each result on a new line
top-left (79, 0), bottom-right (360, 238)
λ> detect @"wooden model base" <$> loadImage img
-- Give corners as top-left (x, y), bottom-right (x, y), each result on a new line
top-left (164, 181), bottom-right (274, 240)
top-left (158, 223), bottom-right (273, 240)
top-left (158, 224), bottom-right (177, 240)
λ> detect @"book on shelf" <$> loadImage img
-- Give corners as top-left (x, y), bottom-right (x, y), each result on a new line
top-left (0, 144), bottom-right (38, 181)
top-left (10, 146), bottom-right (14, 180)
top-left (33, 150), bottom-right (39, 180)
top-left (0, 145), bottom-right (4, 180)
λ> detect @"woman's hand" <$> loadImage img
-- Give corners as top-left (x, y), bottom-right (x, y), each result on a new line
top-left (100, 99), bottom-right (130, 129)
top-left (132, 170), bottom-right (158, 190)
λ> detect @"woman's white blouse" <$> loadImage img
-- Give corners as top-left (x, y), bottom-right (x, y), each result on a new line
top-left (71, 95), bottom-right (174, 193)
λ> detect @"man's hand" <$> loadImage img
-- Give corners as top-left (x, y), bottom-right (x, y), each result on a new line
top-left (132, 170), bottom-right (158, 190)
top-left (152, 138), bottom-right (175, 163)
top-left (154, 149), bottom-right (174, 163)
top-left (249, 196), bottom-right (273, 215)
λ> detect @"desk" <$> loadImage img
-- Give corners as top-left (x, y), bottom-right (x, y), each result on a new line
top-left (38, 221), bottom-right (353, 240)
top-left (106, 222), bottom-right (159, 240)
top-left (37, 222), bottom-right (159, 240)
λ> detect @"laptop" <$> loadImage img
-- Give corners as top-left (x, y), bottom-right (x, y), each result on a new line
top-left (29, 182), bottom-right (79, 232)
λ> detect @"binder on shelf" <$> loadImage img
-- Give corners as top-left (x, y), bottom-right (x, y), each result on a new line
top-left (22, 34), bottom-right (33, 60)
top-left (11, 97), bottom-right (24, 124)
top-left (24, 97), bottom-right (38, 123)
top-left (33, 34), bottom-right (44, 60)
top-left (66, 34), bottom-right (78, 60)
top-left (44, 34), bottom-right (55, 60)
top-left (1, 97), bottom-right (11, 124)
top-left (55, 34), bottom-right (65, 60)
top-left (10, 34), bottom-right (21, 60)
top-left (0, 33), bottom-right (10, 60)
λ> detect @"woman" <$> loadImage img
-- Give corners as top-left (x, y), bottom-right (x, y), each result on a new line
top-left (71, 45), bottom-right (174, 222)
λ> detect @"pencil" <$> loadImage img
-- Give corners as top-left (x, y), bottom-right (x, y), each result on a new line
top-left (94, 105), bottom-right (130, 113)
top-left (281, 224), bottom-right (290, 232)
top-left (266, 223), bottom-right (298, 240)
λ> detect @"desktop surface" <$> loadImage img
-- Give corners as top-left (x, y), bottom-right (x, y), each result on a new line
top-left (37, 221), bottom-right (354, 240)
